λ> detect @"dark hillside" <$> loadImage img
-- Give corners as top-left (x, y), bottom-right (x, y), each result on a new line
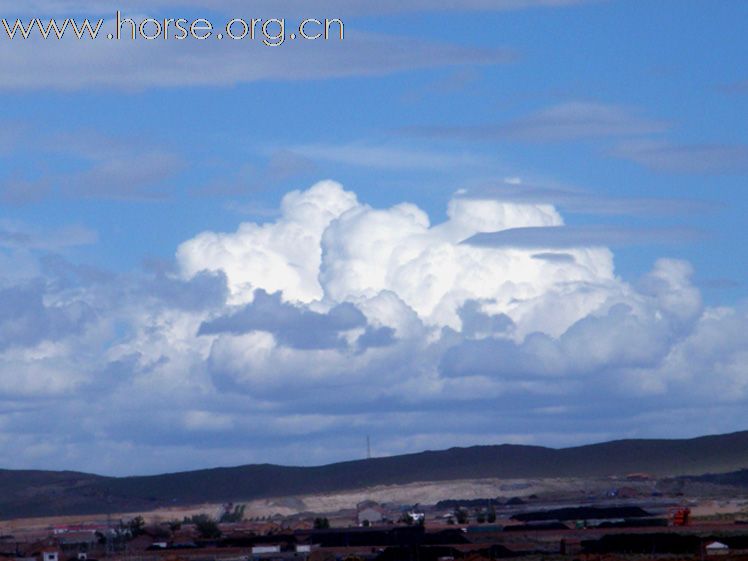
top-left (2, 430), bottom-right (748, 519)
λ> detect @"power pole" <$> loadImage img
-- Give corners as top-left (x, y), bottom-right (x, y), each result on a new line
top-left (105, 512), bottom-right (113, 557)
top-left (105, 492), bottom-right (114, 557)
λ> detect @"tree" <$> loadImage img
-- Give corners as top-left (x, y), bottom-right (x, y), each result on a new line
top-left (486, 508), bottom-right (496, 523)
top-left (183, 514), bottom-right (222, 539)
top-left (128, 516), bottom-right (146, 537)
top-left (195, 517), bottom-right (222, 539)
top-left (148, 524), bottom-right (170, 539)
top-left (314, 517), bottom-right (330, 529)
top-left (455, 508), bottom-right (468, 524)
top-left (220, 504), bottom-right (246, 523)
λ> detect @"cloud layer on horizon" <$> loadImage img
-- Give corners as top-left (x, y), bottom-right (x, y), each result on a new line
top-left (0, 180), bottom-right (745, 475)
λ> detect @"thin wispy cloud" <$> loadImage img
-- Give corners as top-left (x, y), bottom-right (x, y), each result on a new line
top-left (499, 102), bottom-right (670, 141)
top-left (0, 177), bottom-right (52, 205)
top-left (404, 102), bottom-right (670, 142)
top-left (457, 179), bottom-right (717, 216)
top-left (404, 101), bottom-right (748, 176)
top-left (720, 79), bottom-right (748, 95)
top-left (613, 140), bottom-right (748, 175)
top-left (0, 221), bottom-right (98, 250)
top-left (2, 130), bottom-right (185, 202)
top-left (464, 224), bottom-right (703, 249)
top-left (69, 150), bottom-right (184, 200)
top-left (0, 28), bottom-right (514, 91)
top-left (287, 143), bottom-right (492, 171)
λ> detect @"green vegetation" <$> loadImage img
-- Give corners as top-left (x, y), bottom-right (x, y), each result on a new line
top-left (455, 508), bottom-right (468, 524)
top-left (183, 513), bottom-right (222, 539)
top-left (314, 517), bottom-right (330, 529)
top-left (220, 504), bottom-right (246, 523)
top-left (128, 516), bottom-right (145, 537)
top-left (196, 518), bottom-right (221, 539)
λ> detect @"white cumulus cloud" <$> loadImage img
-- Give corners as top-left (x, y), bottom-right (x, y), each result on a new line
top-left (0, 179), bottom-right (747, 475)
top-left (179, 180), bottom-right (619, 336)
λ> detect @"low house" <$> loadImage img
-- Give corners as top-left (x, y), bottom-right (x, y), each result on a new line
top-left (358, 507), bottom-right (384, 527)
top-left (251, 545), bottom-right (281, 555)
top-left (405, 511), bottom-right (425, 525)
top-left (40, 549), bottom-right (60, 561)
top-left (128, 535), bottom-right (156, 553)
top-left (560, 538), bottom-right (582, 555)
top-left (626, 472), bottom-right (654, 481)
top-left (706, 541), bottom-right (730, 556)
top-left (58, 532), bottom-right (97, 549)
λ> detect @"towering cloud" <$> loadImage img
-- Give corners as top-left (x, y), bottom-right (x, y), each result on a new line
top-left (178, 180), bottom-right (620, 337)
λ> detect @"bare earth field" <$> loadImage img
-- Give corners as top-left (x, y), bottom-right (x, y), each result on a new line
top-left (0, 475), bottom-right (678, 531)
top-left (240, 477), bottom-right (610, 517)
top-left (2, 474), bottom-right (747, 537)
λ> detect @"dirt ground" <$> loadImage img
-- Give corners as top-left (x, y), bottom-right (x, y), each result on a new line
top-left (2, 475), bottom-right (743, 533)
top-left (0, 475), bottom-right (634, 530)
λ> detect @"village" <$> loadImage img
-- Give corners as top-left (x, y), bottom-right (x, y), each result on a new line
top-left (3, 488), bottom-right (748, 561)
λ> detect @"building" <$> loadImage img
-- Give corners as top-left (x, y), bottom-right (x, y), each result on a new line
top-left (405, 511), bottom-right (425, 525)
top-left (251, 545), bottom-right (282, 555)
top-left (358, 507), bottom-right (384, 527)
top-left (705, 541), bottom-right (730, 556)
top-left (41, 549), bottom-right (60, 561)
top-left (673, 508), bottom-right (691, 526)
top-left (625, 472), bottom-right (654, 481)
top-left (560, 538), bottom-right (582, 555)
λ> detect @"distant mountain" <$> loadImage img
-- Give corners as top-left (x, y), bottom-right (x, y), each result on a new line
top-left (3, 430), bottom-right (748, 519)
top-left (678, 468), bottom-right (748, 487)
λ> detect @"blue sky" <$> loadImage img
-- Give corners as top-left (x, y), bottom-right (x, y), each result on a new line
top-left (0, 0), bottom-right (747, 475)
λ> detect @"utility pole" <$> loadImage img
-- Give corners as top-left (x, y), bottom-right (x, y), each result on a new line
top-left (366, 435), bottom-right (371, 460)
top-left (105, 492), bottom-right (114, 558)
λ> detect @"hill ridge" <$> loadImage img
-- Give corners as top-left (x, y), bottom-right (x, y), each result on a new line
top-left (3, 430), bottom-right (748, 519)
